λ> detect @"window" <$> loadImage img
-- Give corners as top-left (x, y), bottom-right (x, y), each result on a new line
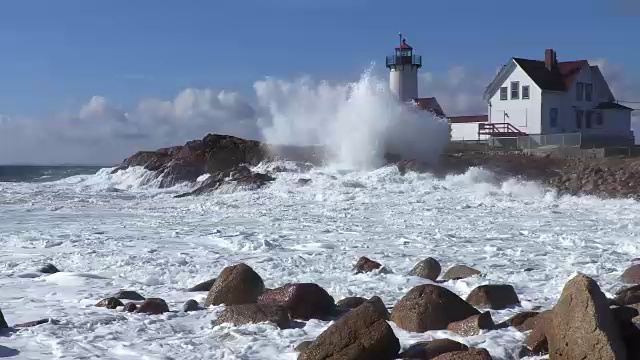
top-left (511, 81), bottom-right (519, 99)
top-left (576, 82), bottom-right (584, 101)
top-left (585, 110), bottom-right (593, 128)
top-left (550, 108), bottom-right (558, 128)
top-left (500, 86), bottom-right (508, 100)
top-left (596, 112), bottom-right (603, 126)
top-left (585, 83), bottom-right (593, 101)
top-left (522, 85), bottom-right (530, 99)
top-left (576, 109), bottom-right (583, 129)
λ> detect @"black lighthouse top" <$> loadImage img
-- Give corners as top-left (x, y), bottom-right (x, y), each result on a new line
top-left (386, 33), bottom-right (422, 69)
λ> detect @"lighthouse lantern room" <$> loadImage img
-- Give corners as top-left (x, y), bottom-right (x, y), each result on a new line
top-left (386, 33), bottom-right (422, 102)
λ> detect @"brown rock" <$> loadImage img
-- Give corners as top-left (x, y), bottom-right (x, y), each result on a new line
top-left (96, 297), bottom-right (124, 309)
top-left (367, 296), bottom-right (390, 320)
top-left (390, 284), bottom-right (480, 332)
top-left (547, 274), bottom-right (626, 359)
top-left (431, 348), bottom-right (492, 360)
top-left (622, 264), bottom-right (640, 284)
top-left (336, 296), bottom-right (367, 309)
top-left (113, 290), bottom-right (145, 301)
top-left (123, 303), bottom-right (137, 312)
top-left (442, 265), bottom-right (481, 280)
top-left (188, 278), bottom-right (217, 292)
top-left (465, 285), bottom-right (520, 310)
top-left (136, 298), bottom-right (170, 315)
top-left (257, 283), bottom-right (335, 320)
top-left (398, 338), bottom-right (469, 359)
top-left (447, 312), bottom-right (495, 337)
top-left (353, 256), bottom-right (388, 274)
top-left (614, 284), bottom-right (640, 305)
top-left (296, 341), bottom-right (313, 352)
top-left (214, 304), bottom-right (291, 329)
top-left (524, 316), bottom-right (549, 356)
top-left (204, 263), bottom-right (265, 307)
top-left (297, 301), bottom-right (400, 360)
top-left (497, 311), bottom-right (541, 332)
top-left (408, 257), bottom-right (442, 281)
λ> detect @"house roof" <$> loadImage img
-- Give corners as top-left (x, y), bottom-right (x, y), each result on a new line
top-left (448, 115), bottom-right (488, 124)
top-left (413, 97), bottom-right (445, 116)
top-left (594, 102), bottom-right (634, 110)
top-left (396, 39), bottom-right (413, 50)
top-left (513, 58), bottom-right (589, 91)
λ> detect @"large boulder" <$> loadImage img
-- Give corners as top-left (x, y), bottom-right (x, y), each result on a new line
top-left (621, 264), bottom-right (640, 284)
top-left (497, 311), bottom-right (541, 332)
top-left (547, 273), bottom-right (626, 359)
top-left (204, 263), bottom-right (265, 307)
top-left (353, 256), bottom-right (388, 274)
top-left (432, 349), bottom-right (492, 360)
top-left (408, 258), bottom-right (442, 281)
top-left (136, 298), bottom-right (170, 315)
top-left (465, 284), bottom-right (520, 310)
top-left (187, 278), bottom-right (217, 292)
top-left (257, 283), bottom-right (335, 320)
top-left (446, 312), bottom-right (495, 337)
top-left (95, 297), bottom-right (124, 309)
top-left (398, 339), bottom-right (469, 359)
top-left (213, 304), bottom-right (291, 329)
top-left (613, 284), bottom-right (640, 305)
top-left (113, 290), bottom-right (145, 301)
top-left (442, 265), bottom-right (481, 280)
top-left (336, 297), bottom-right (367, 309)
top-left (297, 301), bottom-right (400, 360)
top-left (390, 284), bottom-right (480, 332)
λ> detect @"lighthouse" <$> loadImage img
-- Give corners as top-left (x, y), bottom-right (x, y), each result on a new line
top-left (386, 33), bottom-right (422, 102)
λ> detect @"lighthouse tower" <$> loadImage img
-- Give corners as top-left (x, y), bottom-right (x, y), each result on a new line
top-left (386, 33), bottom-right (422, 102)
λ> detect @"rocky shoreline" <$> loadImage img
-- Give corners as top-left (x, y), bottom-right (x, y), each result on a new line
top-left (4, 258), bottom-right (640, 359)
top-left (111, 133), bottom-right (640, 200)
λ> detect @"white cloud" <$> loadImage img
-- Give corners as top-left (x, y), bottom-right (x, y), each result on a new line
top-left (419, 66), bottom-right (490, 117)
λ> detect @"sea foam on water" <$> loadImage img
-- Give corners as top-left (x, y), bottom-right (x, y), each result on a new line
top-left (256, 66), bottom-right (451, 170)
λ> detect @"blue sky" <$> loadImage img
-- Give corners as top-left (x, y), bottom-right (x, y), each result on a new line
top-left (0, 0), bottom-right (638, 117)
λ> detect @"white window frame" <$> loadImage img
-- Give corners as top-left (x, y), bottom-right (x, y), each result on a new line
top-left (522, 85), bottom-right (530, 100)
top-left (510, 81), bottom-right (519, 100)
top-left (500, 86), bottom-right (508, 100)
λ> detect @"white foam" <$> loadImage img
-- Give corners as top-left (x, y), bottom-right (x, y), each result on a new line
top-left (1, 164), bottom-right (638, 359)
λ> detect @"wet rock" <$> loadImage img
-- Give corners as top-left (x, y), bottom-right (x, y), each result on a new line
top-left (496, 311), bottom-right (540, 331)
top-left (336, 296), bottom-right (367, 309)
top-left (610, 305), bottom-right (639, 323)
top-left (113, 290), bottom-right (145, 301)
top-left (0, 308), bottom-right (7, 329)
top-left (38, 263), bottom-right (60, 274)
top-left (295, 341), bottom-right (313, 352)
top-left (297, 178), bottom-right (311, 186)
top-left (446, 312), bottom-right (495, 337)
top-left (297, 300), bottom-right (400, 360)
top-left (390, 284), bottom-right (480, 332)
top-left (622, 264), bottom-right (640, 284)
top-left (123, 303), bottom-right (137, 312)
top-left (367, 296), bottom-right (390, 320)
top-left (213, 304), bottom-right (291, 329)
top-left (176, 165), bottom-right (275, 197)
top-left (431, 348), bottom-right (492, 360)
top-left (353, 256), bottom-right (389, 274)
top-left (182, 299), bottom-right (200, 312)
top-left (96, 297), bottom-right (124, 309)
top-left (398, 338), bottom-right (469, 359)
top-left (522, 311), bottom-right (551, 356)
top-left (257, 283), bottom-right (335, 320)
top-left (465, 284), bottom-right (520, 310)
top-left (547, 273), bottom-right (626, 359)
top-left (442, 265), bottom-right (481, 280)
top-left (136, 298), bottom-right (170, 315)
top-left (408, 257), bottom-right (441, 281)
top-left (614, 284), bottom-right (640, 305)
top-left (188, 278), bottom-right (217, 292)
top-left (204, 263), bottom-right (265, 307)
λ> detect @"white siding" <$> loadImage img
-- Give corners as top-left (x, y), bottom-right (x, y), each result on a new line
top-left (488, 62), bottom-right (542, 134)
top-left (389, 65), bottom-right (418, 102)
top-left (451, 123), bottom-right (488, 141)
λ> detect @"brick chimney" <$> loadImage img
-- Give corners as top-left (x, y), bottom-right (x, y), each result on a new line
top-left (545, 49), bottom-right (557, 70)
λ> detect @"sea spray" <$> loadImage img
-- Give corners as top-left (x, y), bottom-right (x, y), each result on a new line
top-left (256, 66), bottom-right (450, 170)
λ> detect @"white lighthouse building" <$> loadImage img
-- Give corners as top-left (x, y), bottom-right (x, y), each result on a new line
top-left (386, 34), bottom-right (422, 102)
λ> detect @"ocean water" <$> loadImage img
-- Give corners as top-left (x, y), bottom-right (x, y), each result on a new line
top-left (1, 162), bottom-right (638, 360)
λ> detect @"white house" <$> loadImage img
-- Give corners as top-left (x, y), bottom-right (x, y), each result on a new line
top-left (482, 48), bottom-right (634, 146)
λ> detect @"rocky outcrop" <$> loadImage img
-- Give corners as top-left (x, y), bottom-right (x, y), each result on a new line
top-left (390, 284), bottom-right (480, 332)
top-left (442, 265), bottom-right (481, 280)
top-left (353, 256), bottom-right (388, 274)
top-left (174, 165), bottom-right (275, 198)
top-left (204, 263), bottom-right (265, 307)
top-left (187, 278), bottom-right (217, 292)
top-left (0, 308), bottom-right (7, 329)
top-left (497, 311), bottom-right (541, 332)
top-left (113, 290), bottom-right (145, 301)
top-left (136, 298), bottom-right (170, 315)
top-left (398, 339), bottom-right (469, 359)
top-left (621, 264), bottom-right (640, 284)
top-left (96, 297), bottom-right (124, 309)
top-left (336, 297), bottom-right (367, 309)
top-left (446, 312), bottom-right (495, 337)
top-left (297, 300), bottom-right (400, 360)
top-left (432, 348), bottom-right (492, 360)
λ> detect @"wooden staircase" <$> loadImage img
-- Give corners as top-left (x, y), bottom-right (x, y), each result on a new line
top-left (478, 122), bottom-right (527, 137)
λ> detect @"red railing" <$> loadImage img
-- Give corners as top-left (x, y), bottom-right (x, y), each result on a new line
top-left (478, 122), bottom-right (527, 137)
